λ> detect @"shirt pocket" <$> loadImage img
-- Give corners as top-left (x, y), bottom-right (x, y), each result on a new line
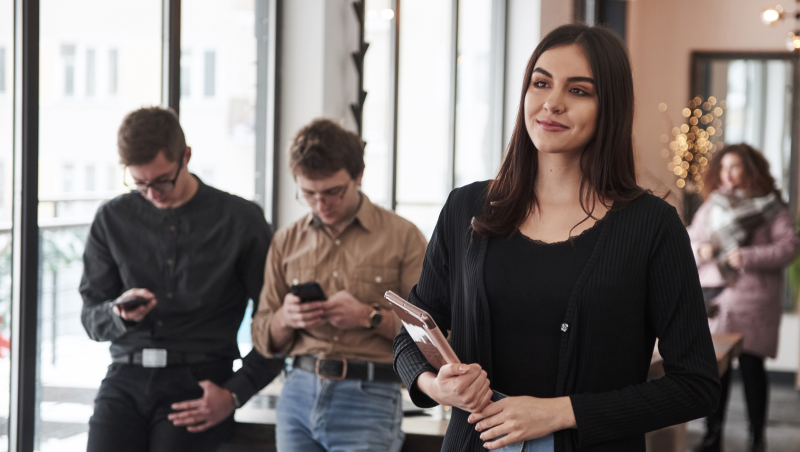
top-left (353, 264), bottom-right (400, 307)
top-left (284, 259), bottom-right (317, 290)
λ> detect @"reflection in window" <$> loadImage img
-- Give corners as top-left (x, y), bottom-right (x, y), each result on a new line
top-left (61, 44), bottom-right (76, 96)
top-left (85, 48), bottom-right (95, 96)
top-left (108, 49), bottom-right (117, 95)
top-left (204, 50), bottom-right (215, 97)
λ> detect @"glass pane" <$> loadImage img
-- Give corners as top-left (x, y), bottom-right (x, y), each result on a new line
top-left (181, 0), bottom-right (258, 203)
top-left (702, 59), bottom-right (794, 201)
top-left (395, 0), bottom-right (453, 238)
top-left (360, 0), bottom-right (395, 209)
top-left (454, 0), bottom-right (503, 188)
top-left (37, 1), bottom-right (162, 450)
top-left (0, 1), bottom-right (12, 449)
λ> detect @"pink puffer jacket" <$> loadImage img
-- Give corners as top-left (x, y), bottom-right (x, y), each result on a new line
top-left (688, 200), bottom-right (799, 358)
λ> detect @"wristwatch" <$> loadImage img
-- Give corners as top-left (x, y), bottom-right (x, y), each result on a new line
top-left (367, 304), bottom-right (383, 329)
top-left (230, 391), bottom-right (242, 408)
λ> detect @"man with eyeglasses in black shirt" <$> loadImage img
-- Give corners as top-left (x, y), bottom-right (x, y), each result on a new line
top-left (80, 107), bottom-right (282, 452)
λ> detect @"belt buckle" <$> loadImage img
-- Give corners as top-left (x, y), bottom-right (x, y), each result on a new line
top-left (142, 348), bottom-right (168, 368)
top-left (315, 355), bottom-right (347, 380)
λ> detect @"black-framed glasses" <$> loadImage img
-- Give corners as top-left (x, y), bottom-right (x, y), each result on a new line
top-left (124, 156), bottom-right (184, 194)
top-left (296, 181), bottom-right (351, 207)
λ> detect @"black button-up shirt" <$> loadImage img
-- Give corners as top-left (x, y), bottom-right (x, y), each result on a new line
top-left (80, 177), bottom-right (282, 403)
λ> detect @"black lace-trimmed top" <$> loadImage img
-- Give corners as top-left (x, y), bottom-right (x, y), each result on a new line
top-left (485, 222), bottom-right (602, 398)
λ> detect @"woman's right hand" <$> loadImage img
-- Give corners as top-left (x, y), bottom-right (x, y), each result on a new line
top-left (416, 364), bottom-right (493, 414)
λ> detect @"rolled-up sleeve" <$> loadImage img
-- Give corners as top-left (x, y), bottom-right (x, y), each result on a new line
top-left (251, 229), bottom-right (292, 357)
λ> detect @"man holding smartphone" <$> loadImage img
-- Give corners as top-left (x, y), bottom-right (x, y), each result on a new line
top-left (251, 118), bottom-right (428, 452)
top-left (80, 107), bottom-right (282, 452)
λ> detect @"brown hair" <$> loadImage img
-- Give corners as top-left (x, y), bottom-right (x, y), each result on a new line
top-left (701, 143), bottom-right (780, 199)
top-left (117, 107), bottom-right (186, 166)
top-left (289, 118), bottom-right (364, 179)
top-left (472, 24), bottom-right (645, 237)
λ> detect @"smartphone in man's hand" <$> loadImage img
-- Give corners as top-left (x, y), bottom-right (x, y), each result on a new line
top-left (289, 282), bottom-right (327, 303)
top-left (111, 296), bottom-right (151, 311)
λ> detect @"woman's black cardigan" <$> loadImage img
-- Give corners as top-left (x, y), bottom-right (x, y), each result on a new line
top-left (393, 181), bottom-right (720, 452)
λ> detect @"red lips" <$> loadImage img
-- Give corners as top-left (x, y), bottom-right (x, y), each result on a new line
top-left (536, 119), bottom-right (569, 132)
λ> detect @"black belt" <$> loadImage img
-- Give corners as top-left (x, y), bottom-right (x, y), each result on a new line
top-left (112, 350), bottom-right (217, 368)
top-left (292, 355), bottom-right (401, 383)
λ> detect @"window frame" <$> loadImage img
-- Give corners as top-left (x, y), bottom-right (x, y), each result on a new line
top-left (7, 1), bottom-right (280, 450)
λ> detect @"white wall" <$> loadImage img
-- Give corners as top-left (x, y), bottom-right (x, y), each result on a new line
top-left (276, 0), bottom-right (359, 228)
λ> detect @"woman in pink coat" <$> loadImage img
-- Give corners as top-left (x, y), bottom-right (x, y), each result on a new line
top-left (688, 143), bottom-right (799, 452)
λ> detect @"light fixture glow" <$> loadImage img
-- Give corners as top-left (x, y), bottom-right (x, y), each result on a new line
top-left (761, 5), bottom-right (784, 25)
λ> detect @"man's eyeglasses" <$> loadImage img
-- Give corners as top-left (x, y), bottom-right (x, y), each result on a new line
top-left (296, 181), bottom-right (350, 206)
top-left (124, 156), bottom-right (184, 194)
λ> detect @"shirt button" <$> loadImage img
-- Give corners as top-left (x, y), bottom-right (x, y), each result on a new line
top-left (332, 271), bottom-right (339, 278)
top-left (375, 276), bottom-right (382, 283)
top-left (157, 320), bottom-right (163, 327)
top-left (292, 278), bottom-right (299, 285)
top-left (332, 335), bottom-right (339, 342)
top-left (166, 258), bottom-right (174, 266)
top-left (169, 225), bottom-right (176, 233)
top-left (334, 239), bottom-right (341, 246)
top-left (166, 292), bottom-right (174, 299)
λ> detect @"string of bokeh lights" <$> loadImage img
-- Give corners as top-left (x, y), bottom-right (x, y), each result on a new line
top-left (658, 97), bottom-right (726, 193)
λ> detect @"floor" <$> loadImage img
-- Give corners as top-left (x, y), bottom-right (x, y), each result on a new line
top-left (685, 373), bottom-right (800, 452)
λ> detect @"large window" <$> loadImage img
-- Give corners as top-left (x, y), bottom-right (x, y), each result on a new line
top-left (360, 0), bottom-right (397, 210)
top-left (181, 0), bottom-right (260, 202)
top-left (36, 1), bottom-right (163, 450)
top-left (0, 1), bottom-right (12, 449)
top-left (180, 0), bottom-right (267, 358)
top-left (392, 0), bottom-right (506, 237)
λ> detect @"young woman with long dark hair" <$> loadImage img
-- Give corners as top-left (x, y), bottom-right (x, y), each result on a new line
top-left (393, 24), bottom-right (720, 452)
top-left (688, 144), bottom-right (799, 452)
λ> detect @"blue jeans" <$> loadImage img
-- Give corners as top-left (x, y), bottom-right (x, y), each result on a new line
top-left (276, 368), bottom-right (405, 452)
top-left (490, 391), bottom-right (555, 452)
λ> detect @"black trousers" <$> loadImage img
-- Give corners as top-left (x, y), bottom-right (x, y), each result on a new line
top-left (87, 360), bottom-right (235, 452)
top-left (710, 353), bottom-right (769, 434)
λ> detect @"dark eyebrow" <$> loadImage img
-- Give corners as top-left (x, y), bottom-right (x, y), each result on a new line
top-left (533, 67), bottom-right (594, 85)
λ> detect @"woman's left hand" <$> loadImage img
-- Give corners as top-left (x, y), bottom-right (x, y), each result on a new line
top-left (726, 249), bottom-right (742, 269)
top-left (468, 396), bottom-right (576, 450)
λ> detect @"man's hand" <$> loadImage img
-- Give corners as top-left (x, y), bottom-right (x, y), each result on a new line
top-left (168, 380), bottom-right (236, 433)
top-left (324, 290), bottom-right (371, 330)
top-left (279, 293), bottom-right (327, 329)
top-left (112, 288), bottom-right (157, 322)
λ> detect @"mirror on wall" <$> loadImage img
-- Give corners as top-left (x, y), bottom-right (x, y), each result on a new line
top-left (690, 52), bottom-right (800, 311)
top-left (688, 52), bottom-right (799, 219)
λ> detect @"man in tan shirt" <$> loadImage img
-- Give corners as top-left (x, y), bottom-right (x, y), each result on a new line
top-left (251, 118), bottom-right (427, 452)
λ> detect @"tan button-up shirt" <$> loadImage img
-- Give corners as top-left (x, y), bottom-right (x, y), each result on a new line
top-left (252, 194), bottom-right (427, 364)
